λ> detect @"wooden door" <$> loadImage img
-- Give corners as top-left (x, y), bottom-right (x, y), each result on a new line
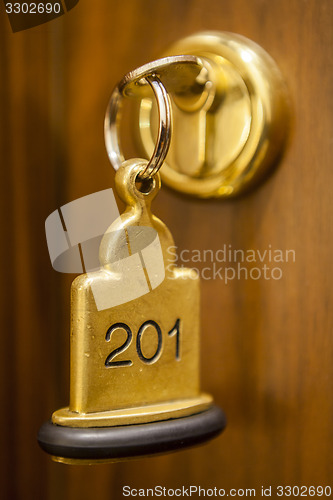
top-left (1, 1), bottom-right (332, 498)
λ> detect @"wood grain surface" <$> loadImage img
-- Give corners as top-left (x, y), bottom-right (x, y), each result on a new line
top-left (0, 0), bottom-right (332, 498)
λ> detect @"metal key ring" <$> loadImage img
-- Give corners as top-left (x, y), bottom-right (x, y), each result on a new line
top-left (104, 55), bottom-right (210, 180)
top-left (105, 74), bottom-right (171, 180)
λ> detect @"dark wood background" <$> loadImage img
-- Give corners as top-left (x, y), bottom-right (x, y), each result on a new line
top-left (1, 0), bottom-right (332, 498)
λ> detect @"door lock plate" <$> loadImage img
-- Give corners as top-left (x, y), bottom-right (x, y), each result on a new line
top-left (136, 31), bottom-right (290, 198)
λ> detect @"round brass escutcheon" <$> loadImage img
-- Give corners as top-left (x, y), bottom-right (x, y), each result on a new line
top-left (137, 31), bottom-right (290, 198)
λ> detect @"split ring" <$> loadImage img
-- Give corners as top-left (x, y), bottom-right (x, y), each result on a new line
top-left (104, 55), bottom-right (209, 180)
top-left (105, 75), bottom-right (171, 180)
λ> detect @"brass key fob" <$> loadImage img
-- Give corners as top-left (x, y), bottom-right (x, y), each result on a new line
top-left (38, 159), bottom-right (225, 464)
top-left (38, 55), bottom-right (226, 464)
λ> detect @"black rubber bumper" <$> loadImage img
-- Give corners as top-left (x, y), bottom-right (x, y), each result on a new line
top-left (37, 406), bottom-right (226, 461)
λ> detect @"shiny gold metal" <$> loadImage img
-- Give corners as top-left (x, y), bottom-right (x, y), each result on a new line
top-left (104, 55), bottom-right (211, 179)
top-left (52, 457), bottom-right (121, 465)
top-left (136, 31), bottom-right (290, 197)
top-left (52, 454), bottom-right (165, 466)
top-left (53, 395), bottom-right (213, 427)
top-left (52, 159), bottom-right (212, 430)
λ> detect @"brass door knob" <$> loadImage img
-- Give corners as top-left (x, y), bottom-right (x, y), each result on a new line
top-left (136, 31), bottom-right (290, 198)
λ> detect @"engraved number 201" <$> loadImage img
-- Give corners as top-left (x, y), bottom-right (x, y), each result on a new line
top-left (105, 319), bottom-right (181, 368)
